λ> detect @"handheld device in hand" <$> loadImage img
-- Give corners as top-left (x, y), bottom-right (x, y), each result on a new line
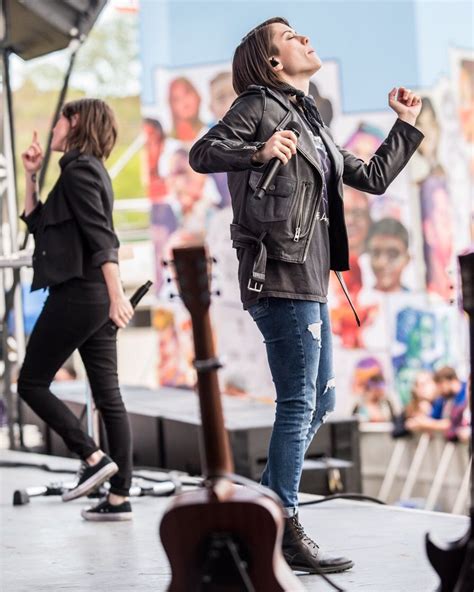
top-left (106, 280), bottom-right (153, 334)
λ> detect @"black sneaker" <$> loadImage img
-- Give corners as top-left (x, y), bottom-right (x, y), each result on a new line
top-left (282, 514), bottom-right (354, 574)
top-left (81, 498), bottom-right (132, 521)
top-left (62, 455), bottom-right (118, 502)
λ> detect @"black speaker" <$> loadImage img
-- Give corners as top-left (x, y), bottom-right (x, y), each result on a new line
top-left (128, 411), bottom-right (164, 469)
top-left (0, 0), bottom-right (107, 60)
top-left (299, 457), bottom-right (355, 495)
top-left (330, 418), bottom-right (362, 492)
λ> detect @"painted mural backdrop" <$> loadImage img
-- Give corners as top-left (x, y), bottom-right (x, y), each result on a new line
top-left (141, 49), bottom-right (472, 412)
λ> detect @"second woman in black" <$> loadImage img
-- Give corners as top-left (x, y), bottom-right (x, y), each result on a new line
top-left (19, 98), bottom-right (134, 521)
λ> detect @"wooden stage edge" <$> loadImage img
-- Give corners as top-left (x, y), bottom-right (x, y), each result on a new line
top-left (0, 450), bottom-right (469, 592)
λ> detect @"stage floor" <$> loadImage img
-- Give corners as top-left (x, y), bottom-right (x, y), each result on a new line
top-left (0, 450), bottom-right (469, 592)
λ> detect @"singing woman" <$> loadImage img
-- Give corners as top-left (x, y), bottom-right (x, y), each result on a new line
top-left (189, 17), bottom-right (424, 573)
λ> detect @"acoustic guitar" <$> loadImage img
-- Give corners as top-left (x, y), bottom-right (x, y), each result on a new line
top-left (159, 243), bottom-right (302, 591)
top-left (425, 250), bottom-right (474, 592)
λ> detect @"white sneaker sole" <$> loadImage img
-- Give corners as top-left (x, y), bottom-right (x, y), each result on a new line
top-left (81, 510), bottom-right (133, 522)
top-left (62, 462), bottom-right (119, 502)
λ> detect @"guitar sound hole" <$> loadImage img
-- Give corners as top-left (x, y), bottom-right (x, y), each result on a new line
top-left (198, 531), bottom-right (252, 590)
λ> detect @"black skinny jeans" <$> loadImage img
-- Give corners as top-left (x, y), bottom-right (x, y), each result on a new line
top-left (17, 279), bottom-right (132, 496)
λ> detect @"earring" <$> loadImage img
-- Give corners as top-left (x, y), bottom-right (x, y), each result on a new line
top-left (270, 57), bottom-right (279, 67)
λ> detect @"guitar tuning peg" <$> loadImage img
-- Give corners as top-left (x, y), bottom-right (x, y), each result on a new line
top-left (162, 258), bottom-right (174, 268)
top-left (211, 290), bottom-right (221, 297)
top-left (168, 292), bottom-right (181, 300)
top-left (166, 277), bottom-right (174, 283)
top-left (208, 256), bottom-right (217, 264)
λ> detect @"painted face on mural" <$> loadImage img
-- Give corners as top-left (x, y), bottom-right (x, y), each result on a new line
top-left (209, 72), bottom-right (237, 121)
top-left (416, 102), bottom-right (440, 161)
top-left (364, 374), bottom-right (386, 402)
top-left (270, 22), bottom-right (322, 77)
top-left (346, 131), bottom-right (381, 164)
top-left (458, 60), bottom-right (474, 143)
top-left (166, 148), bottom-right (206, 214)
top-left (344, 187), bottom-right (371, 255)
top-left (423, 185), bottom-right (453, 258)
top-left (169, 79), bottom-right (201, 121)
top-left (368, 234), bottom-right (410, 292)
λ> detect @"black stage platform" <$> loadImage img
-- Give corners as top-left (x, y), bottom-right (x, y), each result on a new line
top-left (0, 450), bottom-right (469, 592)
top-left (20, 381), bottom-right (362, 496)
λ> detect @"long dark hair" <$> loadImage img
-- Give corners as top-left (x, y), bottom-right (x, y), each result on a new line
top-left (62, 98), bottom-right (117, 160)
top-left (232, 17), bottom-right (294, 95)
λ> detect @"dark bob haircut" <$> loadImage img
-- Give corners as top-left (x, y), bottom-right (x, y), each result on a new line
top-left (62, 98), bottom-right (118, 160)
top-left (232, 17), bottom-right (295, 96)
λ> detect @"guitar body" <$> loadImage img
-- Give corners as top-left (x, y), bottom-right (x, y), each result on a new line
top-left (161, 245), bottom-right (302, 591)
top-left (426, 530), bottom-right (473, 592)
top-left (160, 485), bottom-right (302, 592)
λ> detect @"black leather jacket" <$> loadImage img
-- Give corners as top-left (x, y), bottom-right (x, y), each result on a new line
top-left (189, 85), bottom-right (424, 291)
top-left (20, 149), bottom-right (119, 291)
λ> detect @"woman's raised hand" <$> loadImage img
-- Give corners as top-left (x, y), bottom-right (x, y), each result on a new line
top-left (253, 129), bottom-right (298, 165)
top-left (388, 87), bottom-right (422, 126)
top-left (21, 131), bottom-right (44, 174)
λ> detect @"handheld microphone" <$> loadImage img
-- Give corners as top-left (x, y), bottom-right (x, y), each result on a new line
top-left (106, 280), bottom-right (153, 334)
top-left (253, 120), bottom-right (301, 200)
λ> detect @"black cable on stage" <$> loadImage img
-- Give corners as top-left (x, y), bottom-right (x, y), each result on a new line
top-left (1, 461), bottom-right (386, 506)
top-left (0, 460), bottom-right (77, 474)
top-left (299, 493), bottom-right (386, 506)
top-left (0, 460), bottom-right (201, 486)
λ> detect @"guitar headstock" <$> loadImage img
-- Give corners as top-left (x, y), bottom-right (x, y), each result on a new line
top-left (172, 244), bottom-right (212, 319)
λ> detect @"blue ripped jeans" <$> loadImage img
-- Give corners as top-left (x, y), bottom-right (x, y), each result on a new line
top-left (248, 298), bottom-right (336, 514)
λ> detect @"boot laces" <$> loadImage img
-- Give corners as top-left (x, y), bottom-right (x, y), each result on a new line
top-left (291, 516), bottom-right (320, 550)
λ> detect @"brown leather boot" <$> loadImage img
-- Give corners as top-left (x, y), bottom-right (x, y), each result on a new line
top-left (282, 513), bottom-right (354, 574)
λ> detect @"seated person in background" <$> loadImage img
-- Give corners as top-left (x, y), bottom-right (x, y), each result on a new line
top-left (405, 370), bottom-right (437, 418)
top-left (352, 371), bottom-right (395, 423)
top-left (392, 370), bottom-right (436, 437)
top-left (446, 375), bottom-right (471, 443)
top-left (406, 366), bottom-right (467, 436)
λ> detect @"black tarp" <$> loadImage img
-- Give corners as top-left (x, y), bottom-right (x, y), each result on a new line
top-left (0, 0), bottom-right (107, 60)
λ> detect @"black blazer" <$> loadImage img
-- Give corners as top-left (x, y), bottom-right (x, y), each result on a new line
top-left (20, 149), bottom-right (119, 291)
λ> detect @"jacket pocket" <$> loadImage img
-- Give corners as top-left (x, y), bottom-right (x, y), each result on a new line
top-left (43, 193), bottom-right (74, 227)
top-left (246, 171), bottom-right (295, 223)
top-left (40, 215), bottom-right (82, 275)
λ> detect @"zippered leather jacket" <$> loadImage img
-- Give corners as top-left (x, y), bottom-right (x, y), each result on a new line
top-left (189, 85), bottom-right (424, 294)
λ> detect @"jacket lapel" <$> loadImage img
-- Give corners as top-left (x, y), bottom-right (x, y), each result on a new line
top-left (319, 125), bottom-right (344, 178)
top-left (265, 87), bottom-right (343, 180)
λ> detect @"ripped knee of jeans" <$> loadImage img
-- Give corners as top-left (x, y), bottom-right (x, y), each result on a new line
top-left (320, 407), bottom-right (335, 424)
top-left (307, 320), bottom-right (322, 347)
top-left (320, 377), bottom-right (336, 423)
top-left (322, 376), bottom-right (336, 396)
